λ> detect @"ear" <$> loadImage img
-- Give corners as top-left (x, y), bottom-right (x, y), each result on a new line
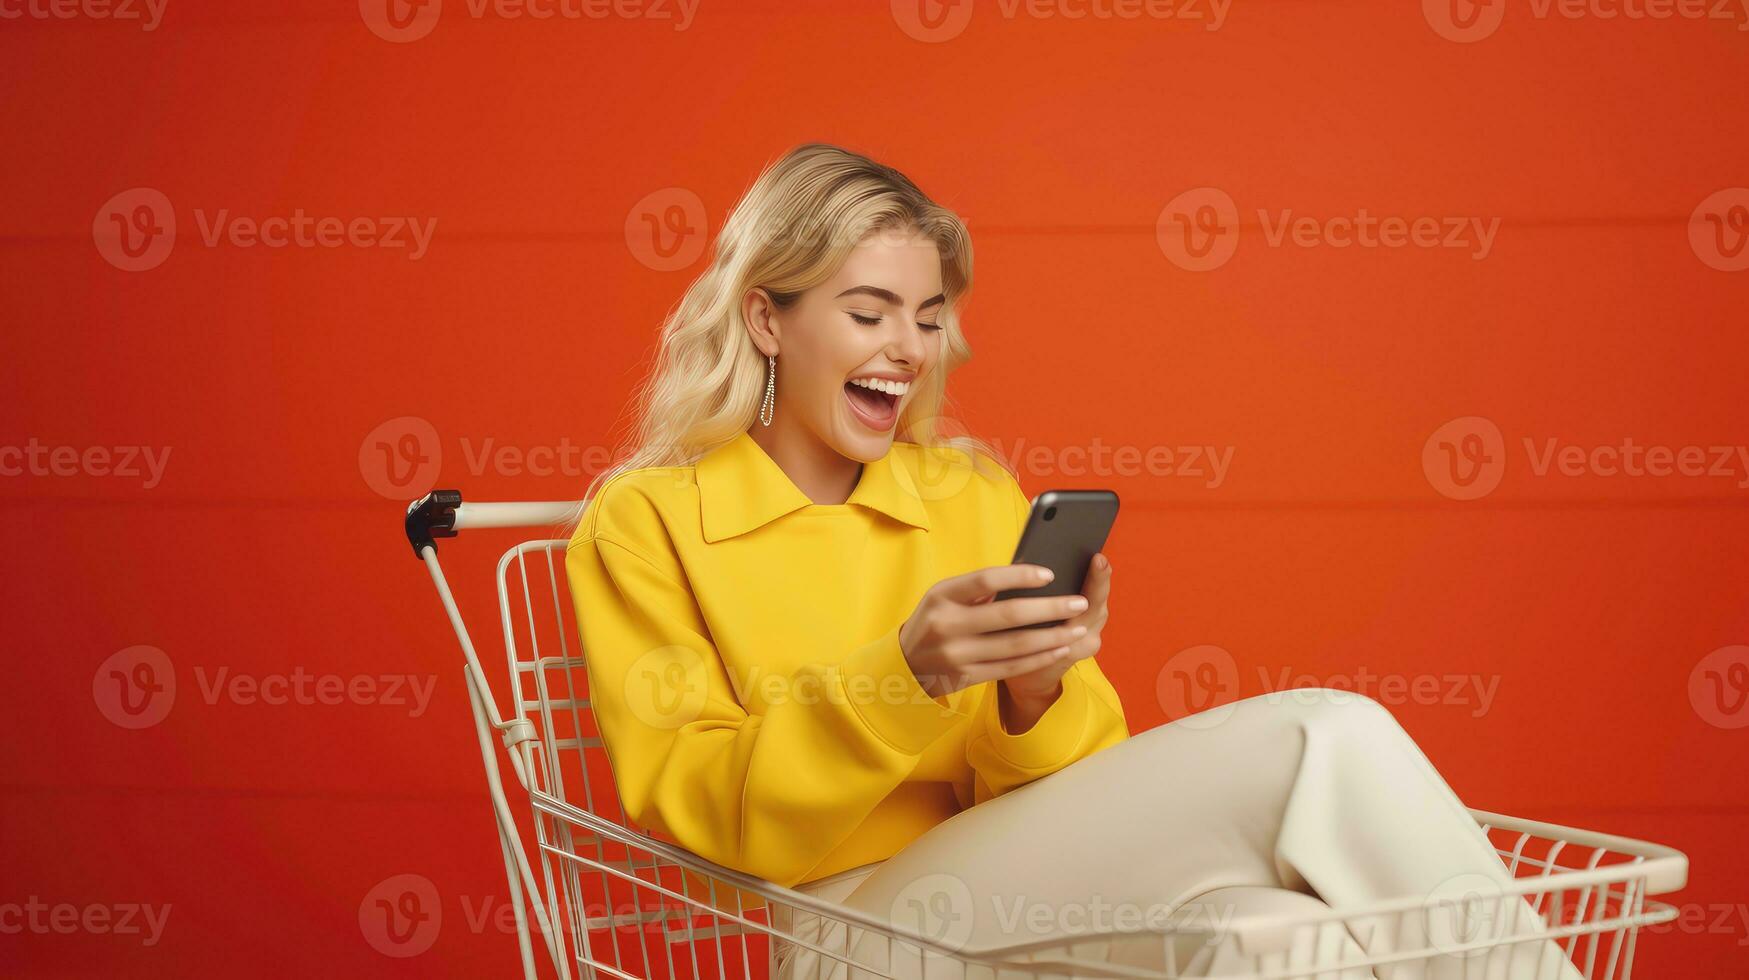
top-left (742, 287), bottom-right (781, 358)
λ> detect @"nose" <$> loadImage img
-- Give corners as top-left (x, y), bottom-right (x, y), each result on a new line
top-left (885, 314), bottom-right (929, 370)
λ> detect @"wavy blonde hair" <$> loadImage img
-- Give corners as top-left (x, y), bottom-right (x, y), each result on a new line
top-left (569, 142), bottom-right (1013, 529)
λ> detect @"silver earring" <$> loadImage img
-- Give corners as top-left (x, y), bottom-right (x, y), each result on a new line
top-left (759, 354), bottom-right (776, 427)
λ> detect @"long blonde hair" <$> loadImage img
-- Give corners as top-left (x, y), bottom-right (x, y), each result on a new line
top-left (570, 142), bottom-right (1012, 529)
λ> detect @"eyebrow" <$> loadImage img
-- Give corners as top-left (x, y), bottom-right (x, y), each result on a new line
top-left (835, 285), bottom-right (946, 310)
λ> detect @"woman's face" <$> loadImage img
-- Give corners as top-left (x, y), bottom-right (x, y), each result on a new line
top-left (762, 226), bottom-right (946, 461)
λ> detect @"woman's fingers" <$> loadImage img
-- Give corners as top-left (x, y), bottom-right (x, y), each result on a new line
top-left (955, 620), bottom-right (1086, 665)
top-left (959, 644), bottom-right (1071, 686)
top-left (959, 593), bottom-right (1088, 633)
top-left (932, 562), bottom-right (1054, 605)
top-left (1064, 553), bottom-right (1112, 629)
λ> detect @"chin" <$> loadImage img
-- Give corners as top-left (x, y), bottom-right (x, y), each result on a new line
top-left (832, 419), bottom-right (897, 461)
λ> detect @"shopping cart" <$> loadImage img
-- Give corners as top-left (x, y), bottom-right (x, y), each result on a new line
top-left (403, 489), bottom-right (1691, 980)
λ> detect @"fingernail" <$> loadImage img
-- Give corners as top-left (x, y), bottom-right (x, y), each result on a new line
top-left (1068, 596), bottom-right (1089, 611)
top-left (1036, 566), bottom-right (1054, 583)
top-left (1096, 554), bottom-right (1109, 570)
top-left (1071, 625), bottom-right (1088, 638)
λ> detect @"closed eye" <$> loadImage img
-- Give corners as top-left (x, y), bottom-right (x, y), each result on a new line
top-left (848, 311), bottom-right (944, 331)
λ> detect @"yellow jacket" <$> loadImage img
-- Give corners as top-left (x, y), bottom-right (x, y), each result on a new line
top-left (565, 429), bottom-right (1130, 888)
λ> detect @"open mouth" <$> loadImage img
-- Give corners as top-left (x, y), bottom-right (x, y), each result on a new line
top-left (843, 380), bottom-right (901, 431)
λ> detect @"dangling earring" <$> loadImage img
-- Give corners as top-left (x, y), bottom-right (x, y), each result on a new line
top-left (759, 353), bottom-right (777, 427)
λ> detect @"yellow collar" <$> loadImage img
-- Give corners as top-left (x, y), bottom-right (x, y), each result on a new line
top-left (696, 430), bottom-right (932, 542)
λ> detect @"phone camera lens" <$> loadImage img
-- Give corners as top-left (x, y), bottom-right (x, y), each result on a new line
top-left (1042, 505), bottom-right (1057, 521)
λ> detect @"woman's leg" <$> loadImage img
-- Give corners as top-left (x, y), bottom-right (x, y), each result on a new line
top-left (826, 688), bottom-right (1577, 980)
top-left (772, 863), bottom-right (885, 980)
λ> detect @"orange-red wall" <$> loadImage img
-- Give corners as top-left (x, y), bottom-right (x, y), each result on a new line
top-left (4, 1), bottom-right (1746, 975)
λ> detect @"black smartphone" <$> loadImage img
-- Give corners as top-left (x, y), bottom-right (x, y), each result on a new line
top-left (991, 489), bottom-right (1120, 628)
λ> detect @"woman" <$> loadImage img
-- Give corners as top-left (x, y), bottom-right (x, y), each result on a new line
top-left (564, 144), bottom-right (1574, 979)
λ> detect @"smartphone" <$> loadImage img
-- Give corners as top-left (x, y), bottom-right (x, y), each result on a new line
top-left (991, 490), bottom-right (1120, 628)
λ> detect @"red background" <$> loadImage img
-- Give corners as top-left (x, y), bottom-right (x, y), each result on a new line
top-left (3, 0), bottom-right (1746, 975)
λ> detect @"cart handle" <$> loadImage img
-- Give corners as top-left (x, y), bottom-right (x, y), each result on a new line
top-left (405, 490), bottom-right (581, 557)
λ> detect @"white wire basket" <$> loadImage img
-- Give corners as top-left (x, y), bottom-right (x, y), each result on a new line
top-left (403, 491), bottom-right (1691, 980)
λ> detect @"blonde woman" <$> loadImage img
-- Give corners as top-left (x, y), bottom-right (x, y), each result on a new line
top-left (565, 143), bottom-right (1576, 980)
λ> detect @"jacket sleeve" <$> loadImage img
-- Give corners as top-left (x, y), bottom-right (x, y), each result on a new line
top-left (565, 485), bottom-right (966, 888)
top-left (963, 471), bottom-right (1131, 802)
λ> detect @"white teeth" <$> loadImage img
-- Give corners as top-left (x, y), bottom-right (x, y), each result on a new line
top-left (848, 377), bottom-right (909, 396)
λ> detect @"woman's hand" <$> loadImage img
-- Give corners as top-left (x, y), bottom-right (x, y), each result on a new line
top-left (897, 563), bottom-right (1092, 701)
top-left (998, 553), bottom-right (1111, 731)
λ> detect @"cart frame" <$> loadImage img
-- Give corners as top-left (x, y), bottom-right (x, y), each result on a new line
top-left (403, 490), bottom-right (1691, 980)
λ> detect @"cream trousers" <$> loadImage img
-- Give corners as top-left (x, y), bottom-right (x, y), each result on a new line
top-left (772, 689), bottom-right (1579, 980)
